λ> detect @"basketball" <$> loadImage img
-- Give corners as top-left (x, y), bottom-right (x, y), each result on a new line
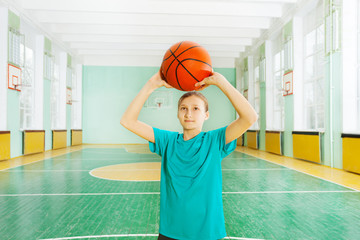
top-left (160, 41), bottom-right (213, 91)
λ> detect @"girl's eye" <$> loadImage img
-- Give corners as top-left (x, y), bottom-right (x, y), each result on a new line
top-left (181, 107), bottom-right (186, 110)
top-left (194, 107), bottom-right (199, 110)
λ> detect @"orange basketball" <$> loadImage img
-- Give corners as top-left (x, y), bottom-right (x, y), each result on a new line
top-left (160, 41), bottom-right (212, 91)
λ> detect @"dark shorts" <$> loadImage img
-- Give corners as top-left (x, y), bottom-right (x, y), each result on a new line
top-left (158, 233), bottom-right (177, 240)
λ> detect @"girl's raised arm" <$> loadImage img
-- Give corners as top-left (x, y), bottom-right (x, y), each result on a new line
top-left (195, 72), bottom-right (258, 144)
top-left (120, 71), bottom-right (172, 143)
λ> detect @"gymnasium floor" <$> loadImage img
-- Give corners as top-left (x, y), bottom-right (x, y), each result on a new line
top-left (0, 145), bottom-right (360, 240)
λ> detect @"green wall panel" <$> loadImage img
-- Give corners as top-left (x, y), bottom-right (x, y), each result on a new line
top-left (67, 105), bottom-right (71, 146)
top-left (82, 66), bottom-right (236, 144)
top-left (44, 79), bottom-right (52, 150)
top-left (259, 81), bottom-right (266, 151)
top-left (44, 37), bottom-right (52, 53)
top-left (324, 52), bottom-right (342, 168)
top-left (8, 10), bottom-right (20, 30)
top-left (7, 90), bottom-right (22, 158)
top-left (284, 95), bottom-right (294, 157)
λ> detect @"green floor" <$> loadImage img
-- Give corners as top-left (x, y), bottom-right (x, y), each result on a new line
top-left (0, 148), bottom-right (359, 240)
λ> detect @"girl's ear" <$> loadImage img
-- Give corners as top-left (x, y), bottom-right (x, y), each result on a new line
top-left (205, 111), bottom-right (210, 120)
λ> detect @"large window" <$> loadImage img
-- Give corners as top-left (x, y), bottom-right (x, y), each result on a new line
top-left (357, 0), bottom-right (360, 131)
top-left (254, 64), bottom-right (260, 129)
top-left (71, 66), bottom-right (82, 130)
top-left (19, 44), bottom-right (35, 130)
top-left (51, 61), bottom-right (61, 129)
top-left (303, 1), bottom-right (325, 131)
top-left (8, 27), bottom-right (23, 66)
top-left (270, 33), bottom-right (285, 130)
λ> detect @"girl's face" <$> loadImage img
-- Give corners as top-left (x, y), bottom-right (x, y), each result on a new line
top-left (177, 95), bottom-right (209, 131)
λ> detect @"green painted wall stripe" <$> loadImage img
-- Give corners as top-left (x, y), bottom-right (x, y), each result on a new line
top-left (284, 95), bottom-right (294, 157)
top-left (283, 20), bottom-right (293, 40)
top-left (44, 37), bottom-right (52, 53)
top-left (67, 54), bottom-right (72, 68)
top-left (259, 43), bottom-right (265, 59)
top-left (259, 81), bottom-right (266, 151)
top-left (8, 10), bottom-right (20, 30)
top-left (243, 58), bottom-right (248, 71)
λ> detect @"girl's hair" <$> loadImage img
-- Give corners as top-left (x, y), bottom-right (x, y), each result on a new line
top-left (178, 91), bottom-right (209, 112)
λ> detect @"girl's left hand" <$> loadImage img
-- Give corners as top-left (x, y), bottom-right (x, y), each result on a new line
top-left (195, 71), bottom-right (226, 91)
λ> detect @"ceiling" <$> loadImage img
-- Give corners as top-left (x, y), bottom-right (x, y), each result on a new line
top-left (7, 0), bottom-right (298, 67)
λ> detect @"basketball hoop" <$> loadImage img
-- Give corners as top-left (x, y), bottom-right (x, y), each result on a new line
top-left (157, 102), bottom-right (162, 109)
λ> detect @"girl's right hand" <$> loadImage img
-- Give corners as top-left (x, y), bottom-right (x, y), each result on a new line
top-left (148, 71), bottom-right (173, 89)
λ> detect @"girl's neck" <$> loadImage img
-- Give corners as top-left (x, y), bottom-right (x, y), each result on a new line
top-left (183, 128), bottom-right (202, 141)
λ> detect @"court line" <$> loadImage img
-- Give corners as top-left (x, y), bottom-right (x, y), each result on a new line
top-left (4, 168), bottom-right (291, 172)
top-left (40, 234), bottom-right (263, 240)
top-left (0, 190), bottom-right (357, 197)
top-left (52, 158), bottom-right (160, 161)
top-left (238, 152), bottom-right (360, 192)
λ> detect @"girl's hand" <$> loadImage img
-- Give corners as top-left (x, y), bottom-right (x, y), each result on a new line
top-left (195, 71), bottom-right (227, 91)
top-left (148, 71), bottom-right (173, 89)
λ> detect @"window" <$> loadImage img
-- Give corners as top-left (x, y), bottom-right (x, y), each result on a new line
top-left (269, 33), bottom-right (285, 131)
top-left (71, 69), bottom-right (82, 129)
top-left (51, 62), bottom-right (61, 129)
top-left (19, 45), bottom-right (35, 130)
top-left (357, 0), bottom-right (360, 131)
top-left (8, 27), bottom-right (23, 66)
top-left (242, 69), bottom-right (249, 100)
top-left (284, 38), bottom-right (293, 70)
top-left (44, 53), bottom-right (54, 80)
top-left (303, 1), bottom-right (325, 131)
top-left (254, 64), bottom-right (260, 129)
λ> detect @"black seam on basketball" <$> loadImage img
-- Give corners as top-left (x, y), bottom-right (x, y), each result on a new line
top-left (175, 62), bottom-right (185, 91)
top-left (175, 58), bottom-right (205, 83)
top-left (163, 42), bottom-right (183, 61)
top-left (180, 58), bottom-right (212, 69)
top-left (178, 58), bottom-right (212, 82)
top-left (165, 45), bottom-right (201, 78)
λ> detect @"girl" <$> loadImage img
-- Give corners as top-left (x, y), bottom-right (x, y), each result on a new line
top-left (121, 71), bottom-right (258, 240)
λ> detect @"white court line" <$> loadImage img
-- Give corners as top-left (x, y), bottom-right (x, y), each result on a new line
top-left (6, 169), bottom-right (160, 172)
top-left (52, 158), bottom-right (160, 161)
top-left (40, 234), bottom-right (263, 240)
top-left (222, 168), bottom-right (291, 171)
top-left (237, 152), bottom-right (360, 192)
top-left (0, 192), bottom-right (161, 197)
top-left (4, 168), bottom-right (290, 172)
top-left (0, 190), bottom-right (357, 197)
top-left (225, 157), bottom-right (258, 160)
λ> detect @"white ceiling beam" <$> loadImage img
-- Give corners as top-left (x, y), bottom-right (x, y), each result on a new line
top-left (49, 24), bottom-right (262, 38)
top-left (76, 49), bottom-right (241, 58)
top-left (20, 0), bottom-right (283, 18)
top-left (30, 11), bottom-right (271, 29)
top-left (70, 42), bottom-right (246, 52)
top-left (81, 55), bottom-right (235, 68)
top-left (61, 34), bottom-right (253, 46)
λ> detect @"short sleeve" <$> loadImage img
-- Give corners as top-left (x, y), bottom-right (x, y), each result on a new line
top-left (149, 127), bottom-right (170, 157)
top-left (211, 126), bottom-right (237, 158)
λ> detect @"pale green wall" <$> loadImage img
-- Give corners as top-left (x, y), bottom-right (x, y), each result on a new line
top-left (283, 95), bottom-right (294, 157)
top-left (44, 79), bottom-right (52, 150)
top-left (324, 52), bottom-right (342, 168)
top-left (67, 105), bottom-right (71, 146)
top-left (7, 11), bottom-right (22, 158)
top-left (259, 81), bottom-right (266, 150)
top-left (82, 66), bottom-right (236, 144)
top-left (7, 90), bottom-right (22, 158)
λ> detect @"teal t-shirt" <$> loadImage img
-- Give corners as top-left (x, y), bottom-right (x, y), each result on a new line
top-left (149, 126), bottom-right (237, 240)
